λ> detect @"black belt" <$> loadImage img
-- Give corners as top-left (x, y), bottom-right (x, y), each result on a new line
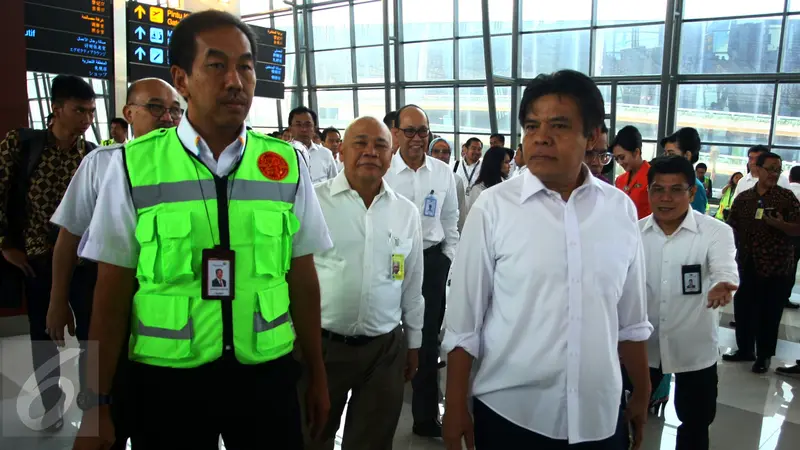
top-left (322, 329), bottom-right (378, 346)
top-left (424, 242), bottom-right (444, 255)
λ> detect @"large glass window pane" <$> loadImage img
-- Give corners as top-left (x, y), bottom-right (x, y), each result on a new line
top-left (594, 25), bottom-right (664, 76)
top-left (354, 1), bottom-right (383, 46)
top-left (458, 36), bottom-right (512, 79)
top-left (616, 85), bottom-right (661, 140)
top-left (405, 87), bottom-right (455, 130)
top-left (285, 53), bottom-right (298, 87)
top-left (459, 87), bottom-right (490, 134)
top-left (458, 0), bottom-right (512, 36)
top-left (680, 17), bottom-right (782, 74)
top-left (273, 14), bottom-right (295, 54)
top-left (597, 85), bottom-right (612, 116)
top-left (314, 49), bottom-right (352, 85)
top-left (696, 145), bottom-right (757, 197)
top-left (520, 31), bottom-right (590, 78)
top-left (793, 0), bottom-right (800, 11)
top-left (249, 97), bottom-right (280, 128)
top-left (521, 0), bottom-right (591, 32)
top-left (596, 0), bottom-right (667, 26)
top-left (403, 0), bottom-right (453, 41)
top-left (280, 90), bottom-right (310, 127)
top-left (404, 41), bottom-right (454, 82)
top-left (316, 90), bottom-right (355, 130)
top-left (774, 84), bottom-right (800, 147)
top-left (676, 84), bottom-right (775, 145)
top-left (683, 0), bottom-right (784, 20)
top-left (358, 89), bottom-right (396, 120)
top-left (495, 86), bottom-right (512, 134)
top-left (240, 0), bottom-right (271, 16)
top-left (312, 6), bottom-right (351, 50)
top-left (782, 16), bottom-right (800, 73)
top-left (356, 46), bottom-right (395, 84)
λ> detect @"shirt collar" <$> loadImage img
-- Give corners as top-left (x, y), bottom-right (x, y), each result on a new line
top-left (391, 150), bottom-right (431, 174)
top-left (176, 115), bottom-right (247, 157)
top-left (642, 209), bottom-right (699, 235)
top-left (330, 170), bottom-right (394, 200)
top-left (520, 164), bottom-right (601, 204)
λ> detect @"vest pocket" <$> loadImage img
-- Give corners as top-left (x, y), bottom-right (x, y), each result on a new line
top-left (136, 214), bottom-right (157, 282)
top-left (254, 283), bottom-right (294, 353)
top-left (253, 210), bottom-right (286, 276)
top-left (156, 212), bottom-right (194, 283)
top-left (132, 294), bottom-right (193, 360)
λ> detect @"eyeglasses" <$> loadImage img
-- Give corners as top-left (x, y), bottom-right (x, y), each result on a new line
top-left (397, 127), bottom-right (429, 138)
top-left (760, 166), bottom-right (783, 174)
top-left (585, 151), bottom-right (612, 165)
top-left (649, 185), bottom-right (692, 196)
top-left (431, 148), bottom-right (451, 156)
top-left (129, 103), bottom-right (183, 120)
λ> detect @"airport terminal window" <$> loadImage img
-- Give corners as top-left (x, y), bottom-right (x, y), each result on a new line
top-left (357, 88), bottom-right (396, 120)
top-left (682, 0), bottom-right (785, 20)
top-left (676, 83), bottom-right (775, 146)
top-left (312, 6), bottom-right (351, 51)
top-left (405, 87), bottom-right (455, 130)
top-left (250, 97), bottom-right (280, 129)
top-left (594, 25), bottom-right (665, 77)
top-left (495, 87), bottom-right (512, 134)
top-left (402, 0), bottom-right (453, 41)
top-left (273, 14), bottom-right (295, 54)
top-left (595, 0), bottom-right (668, 26)
top-left (774, 84), bottom-right (800, 147)
top-left (521, 0), bottom-right (591, 32)
top-left (782, 15), bottom-right (800, 73)
top-left (403, 40), bottom-right (454, 82)
top-left (459, 87), bottom-right (491, 135)
top-left (616, 85), bottom-right (661, 140)
top-left (353, 1), bottom-right (385, 46)
top-left (316, 90), bottom-right (356, 130)
top-left (315, 49), bottom-right (353, 86)
top-left (520, 30), bottom-right (590, 78)
top-left (356, 46), bottom-right (394, 84)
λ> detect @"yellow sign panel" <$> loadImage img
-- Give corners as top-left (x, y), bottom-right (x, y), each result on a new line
top-left (149, 6), bottom-right (164, 24)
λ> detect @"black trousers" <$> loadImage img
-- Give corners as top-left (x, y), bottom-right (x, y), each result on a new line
top-left (24, 254), bottom-right (92, 412)
top-left (473, 398), bottom-right (620, 449)
top-left (649, 364), bottom-right (717, 450)
top-left (128, 354), bottom-right (303, 449)
top-left (411, 243), bottom-right (450, 425)
top-left (733, 260), bottom-right (787, 358)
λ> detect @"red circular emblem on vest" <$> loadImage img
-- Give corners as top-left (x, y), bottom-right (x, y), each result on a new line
top-left (258, 151), bottom-right (289, 180)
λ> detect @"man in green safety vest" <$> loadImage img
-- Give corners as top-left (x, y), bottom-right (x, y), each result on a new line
top-left (73, 10), bottom-right (333, 450)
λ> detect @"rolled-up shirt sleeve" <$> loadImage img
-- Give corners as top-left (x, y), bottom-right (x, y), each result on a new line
top-left (618, 224), bottom-right (653, 342)
top-left (401, 209), bottom-right (425, 349)
top-left (79, 150), bottom-right (140, 268)
top-left (441, 200), bottom-right (494, 359)
top-left (708, 222), bottom-right (739, 289)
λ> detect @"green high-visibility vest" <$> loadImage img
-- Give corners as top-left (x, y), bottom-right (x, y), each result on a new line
top-left (124, 127), bottom-right (300, 368)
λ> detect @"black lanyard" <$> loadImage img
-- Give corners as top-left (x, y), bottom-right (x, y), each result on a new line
top-left (462, 161), bottom-right (478, 184)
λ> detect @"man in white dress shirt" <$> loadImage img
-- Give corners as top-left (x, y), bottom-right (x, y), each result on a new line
top-left (429, 137), bottom-right (467, 232)
top-left (640, 156), bottom-right (738, 450)
top-left (442, 70), bottom-right (653, 450)
top-left (306, 117), bottom-right (424, 449)
top-left (454, 137), bottom-right (483, 193)
top-left (289, 106), bottom-right (338, 183)
top-left (47, 78), bottom-right (182, 450)
top-left (321, 126), bottom-right (343, 172)
top-left (733, 145), bottom-right (790, 200)
top-left (383, 104), bottom-right (459, 438)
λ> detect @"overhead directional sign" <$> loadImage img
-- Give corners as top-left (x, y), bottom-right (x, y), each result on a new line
top-left (126, 1), bottom-right (188, 84)
top-left (125, 2), bottom-right (287, 99)
top-left (24, 0), bottom-right (113, 80)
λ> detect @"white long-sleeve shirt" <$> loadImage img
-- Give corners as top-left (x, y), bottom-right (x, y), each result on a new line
top-left (313, 172), bottom-right (425, 348)
top-left (455, 159), bottom-right (481, 191)
top-left (732, 171), bottom-right (789, 200)
top-left (442, 167), bottom-right (652, 444)
top-left (384, 152), bottom-right (460, 261)
top-left (293, 141), bottom-right (339, 184)
top-left (640, 210), bottom-right (739, 374)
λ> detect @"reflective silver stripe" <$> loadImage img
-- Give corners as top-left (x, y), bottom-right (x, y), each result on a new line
top-left (254, 311), bottom-right (290, 333)
top-left (231, 179), bottom-right (297, 204)
top-left (137, 319), bottom-right (193, 340)
top-left (131, 179), bottom-right (296, 209)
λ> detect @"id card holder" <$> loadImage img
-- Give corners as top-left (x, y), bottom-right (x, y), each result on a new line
top-left (755, 208), bottom-right (764, 220)
top-left (202, 247), bottom-right (235, 300)
top-left (681, 264), bottom-right (702, 295)
top-left (423, 190), bottom-right (437, 217)
top-left (391, 254), bottom-right (405, 281)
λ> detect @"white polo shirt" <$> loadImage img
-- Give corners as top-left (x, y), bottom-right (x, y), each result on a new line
top-left (293, 140), bottom-right (338, 184)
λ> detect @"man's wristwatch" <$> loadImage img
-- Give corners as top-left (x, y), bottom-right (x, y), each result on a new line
top-left (76, 390), bottom-right (113, 411)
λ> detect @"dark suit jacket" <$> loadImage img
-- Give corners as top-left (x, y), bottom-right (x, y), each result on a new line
top-left (212, 278), bottom-right (226, 287)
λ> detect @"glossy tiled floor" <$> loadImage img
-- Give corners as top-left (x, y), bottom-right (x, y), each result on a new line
top-left (1, 307), bottom-right (799, 449)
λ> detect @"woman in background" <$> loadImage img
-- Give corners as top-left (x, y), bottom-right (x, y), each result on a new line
top-left (463, 146), bottom-right (511, 219)
top-left (715, 171), bottom-right (743, 221)
top-left (612, 125), bottom-right (651, 219)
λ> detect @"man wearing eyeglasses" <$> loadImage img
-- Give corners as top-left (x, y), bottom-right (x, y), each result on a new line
top-left (640, 156), bottom-right (738, 450)
top-left (384, 104), bottom-right (459, 439)
top-left (585, 123), bottom-right (611, 183)
top-left (48, 77), bottom-right (182, 450)
top-left (723, 151), bottom-right (800, 374)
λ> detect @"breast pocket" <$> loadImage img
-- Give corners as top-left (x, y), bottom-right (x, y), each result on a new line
top-left (391, 238), bottom-right (414, 287)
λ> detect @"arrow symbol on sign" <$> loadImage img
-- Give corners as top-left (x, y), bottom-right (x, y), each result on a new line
top-left (134, 5), bottom-right (146, 19)
top-left (134, 26), bottom-right (145, 40)
top-left (134, 47), bottom-right (145, 61)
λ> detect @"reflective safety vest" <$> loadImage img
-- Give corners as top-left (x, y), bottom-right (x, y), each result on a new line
top-left (101, 139), bottom-right (115, 146)
top-left (124, 128), bottom-right (300, 368)
top-left (715, 187), bottom-right (734, 221)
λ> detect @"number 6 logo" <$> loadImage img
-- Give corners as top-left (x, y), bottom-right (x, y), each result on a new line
top-left (15, 347), bottom-right (80, 431)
